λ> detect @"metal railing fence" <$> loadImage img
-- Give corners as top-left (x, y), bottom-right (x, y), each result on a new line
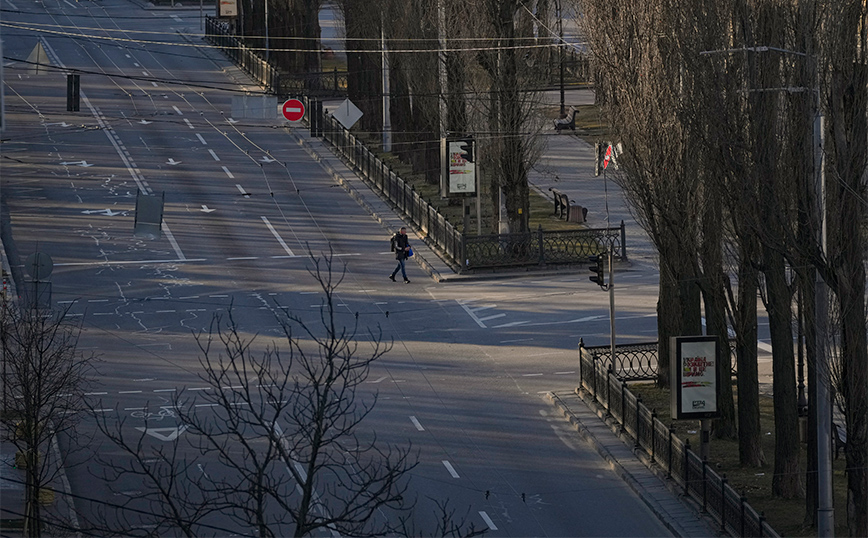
top-left (577, 342), bottom-right (780, 538)
top-left (319, 111), bottom-right (625, 271)
top-left (582, 340), bottom-right (739, 382)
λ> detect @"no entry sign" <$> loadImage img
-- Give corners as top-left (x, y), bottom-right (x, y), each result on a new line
top-left (281, 99), bottom-right (305, 122)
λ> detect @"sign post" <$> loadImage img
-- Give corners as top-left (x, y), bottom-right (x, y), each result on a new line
top-left (670, 335), bottom-right (721, 460)
top-left (281, 99), bottom-right (305, 123)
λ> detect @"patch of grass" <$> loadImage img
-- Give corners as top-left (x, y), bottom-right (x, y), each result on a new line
top-left (629, 382), bottom-right (850, 537)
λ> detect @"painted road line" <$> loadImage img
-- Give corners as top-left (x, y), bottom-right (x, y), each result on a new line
top-left (554, 371), bottom-right (576, 375)
top-left (500, 337), bottom-right (534, 343)
top-left (118, 391), bottom-right (142, 394)
top-left (442, 461), bottom-right (459, 478)
top-left (522, 373), bottom-right (544, 377)
top-left (187, 387), bottom-right (210, 391)
top-left (457, 300), bottom-right (488, 328)
top-left (236, 184), bottom-right (249, 195)
top-left (409, 416), bottom-right (424, 431)
top-left (369, 376), bottom-right (387, 384)
top-left (208, 149), bottom-right (220, 161)
top-left (153, 389), bottom-right (176, 393)
top-left (196, 134), bottom-right (207, 145)
top-left (183, 119), bottom-right (194, 129)
top-left (142, 71), bottom-right (150, 77)
top-left (161, 221), bottom-right (187, 261)
top-left (479, 511), bottom-right (498, 531)
top-left (151, 82), bottom-right (158, 87)
top-left (227, 257), bottom-right (258, 260)
top-left (261, 216), bottom-right (295, 257)
top-left (172, 106), bottom-right (183, 115)
top-left (477, 313), bottom-right (506, 322)
top-left (222, 166), bottom-right (234, 178)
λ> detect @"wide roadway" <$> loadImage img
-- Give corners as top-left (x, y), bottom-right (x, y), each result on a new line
top-left (0, 1), bottom-right (670, 535)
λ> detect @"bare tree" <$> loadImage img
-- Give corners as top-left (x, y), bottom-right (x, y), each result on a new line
top-left (1, 298), bottom-right (93, 537)
top-left (95, 252), bottom-right (478, 537)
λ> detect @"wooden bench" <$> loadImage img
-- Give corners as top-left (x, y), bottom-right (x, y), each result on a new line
top-left (554, 107), bottom-right (577, 132)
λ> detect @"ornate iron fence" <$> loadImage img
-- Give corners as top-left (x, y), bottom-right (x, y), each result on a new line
top-left (577, 343), bottom-right (780, 538)
top-left (581, 340), bottom-right (738, 382)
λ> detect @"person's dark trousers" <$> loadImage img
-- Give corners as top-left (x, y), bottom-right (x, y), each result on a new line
top-left (391, 259), bottom-right (407, 281)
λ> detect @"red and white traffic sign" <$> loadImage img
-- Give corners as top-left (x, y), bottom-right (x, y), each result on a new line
top-left (603, 144), bottom-right (613, 169)
top-left (281, 99), bottom-right (305, 122)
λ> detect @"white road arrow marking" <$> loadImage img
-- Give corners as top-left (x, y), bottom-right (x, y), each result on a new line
top-left (135, 426), bottom-right (188, 442)
top-left (166, 158), bottom-right (181, 165)
top-left (259, 156), bottom-right (277, 163)
top-left (200, 205), bottom-right (216, 213)
top-left (60, 160), bottom-right (93, 167)
top-left (138, 119), bottom-right (152, 125)
top-left (227, 117), bottom-right (238, 124)
top-left (81, 209), bottom-right (122, 216)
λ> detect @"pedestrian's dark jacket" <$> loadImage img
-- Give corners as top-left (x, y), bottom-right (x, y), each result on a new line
top-left (391, 233), bottom-right (410, 260)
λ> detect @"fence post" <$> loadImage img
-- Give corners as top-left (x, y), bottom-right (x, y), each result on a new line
top-left (759, 512), bottom-right (766, 538)
top-left (635, 395), bottom-right (642, 448)
top-left (667, 424), bottom-right (674, 478)
top-left (578, 339), bottom-right (584, 392)
top-left (538, 225), bottom-right (545, 265)
top-left (591, 353), bottom-right (598, 404)
top-left (619, 380), bottom-right (627, 433)
top-left (605, 364), bottom-right (613, 416)
top-left (720, 475), bottom-right (728, 534)
top-left (683, 438), bottom-right (691, 496)
top-left (334, 67), bottom-right (338, 92)
top-left (701, 458), bottom-right (708, 512)
top-left (620, 220), bottom-right (627, 261)
top-left (650, 410), bottom-right (657, 461)
top-left (740, 492), bottom-right (747, 538)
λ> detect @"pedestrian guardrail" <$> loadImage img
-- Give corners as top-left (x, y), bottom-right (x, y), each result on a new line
top-left (316, 109), bottom-right (626, 271)
top-left (204, 18), bottom-right (347, 98)
top-left (577, 340), bottom-right (780, 538)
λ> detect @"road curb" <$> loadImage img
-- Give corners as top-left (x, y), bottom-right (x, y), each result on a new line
top-left (545, 391), bottom-right (718, 538)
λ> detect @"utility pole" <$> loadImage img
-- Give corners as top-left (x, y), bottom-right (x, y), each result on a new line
top-left (264, 0), bottom-right (270, 63)
top-left (381, 12), bottom-right (391, 152)
top-left (814, 104), bottom-right (834, 538)
top-left (557, 0), bottom-right (564, 117)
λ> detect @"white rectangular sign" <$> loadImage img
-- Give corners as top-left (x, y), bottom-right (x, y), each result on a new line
top-left (219, 0), bottom-right (238, 17)
top-left (447, 140), bottom-right (476, 195)
top-left (670, 336), bottom-right (720, 419)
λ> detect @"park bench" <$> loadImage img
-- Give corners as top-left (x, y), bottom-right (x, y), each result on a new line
top-left (554, 107), bottom-right (577, 132)
top-left (550, 188), bottom-right (587, 223)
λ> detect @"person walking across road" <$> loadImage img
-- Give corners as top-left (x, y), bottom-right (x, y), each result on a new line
top-left (389, 227), bottom-right (412, 283)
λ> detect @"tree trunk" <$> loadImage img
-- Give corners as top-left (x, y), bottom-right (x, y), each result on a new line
top-left (735, 250), bottom-right (765, 467)
top-left (764, 246), bottom-right (804, 498)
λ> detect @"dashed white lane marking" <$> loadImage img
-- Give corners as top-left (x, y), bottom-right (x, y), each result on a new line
top-left (479, 511), bottom-right (498, 531)
top-left (183, 118), bottom-right (194, 129)
top-left (522, 373), bottom-right (544, 377)
top-left (161, 221), bottom-right (186, 261)
top-left (118, 391), bottom-right (142, 394)
top-left (196, 133), bottom-right (207, 145)
top-left (208, 149), bottom-right (220, 161)
top-left (151, 82), bottom-right (158, 87)
top-left (369, 376), bottom-right (387, 384)
top-left (236, 184), bottom-right (248, 195)
top-left (141, 71), bottom-right (149, 77)
top-left (261, 216), bottom-right (295, 257)
top-left (172, 106), bottom-right (183, 115)
top-left (555, 371), bottom-right (576, 375)
top-left (222, 166), bottom-right (234, 178)
top-left (227, 257), bottom-right (257, 260)
top-left (500, 337), bottom-right (534, 343)
top-left (442, 460), bottom-right (459, 478)
top-left (153, 388), bottom-right (176, 393)
top-left (409, 416), bottom-right (424, 431)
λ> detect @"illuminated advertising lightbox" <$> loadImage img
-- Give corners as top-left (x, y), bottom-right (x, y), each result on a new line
top-left (670, 336), bottom-right (721, 420)
top-left (440, 137), bottom-right (476, 197)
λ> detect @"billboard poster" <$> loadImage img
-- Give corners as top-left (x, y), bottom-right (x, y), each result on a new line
top-left (445, 139), bottom-right (476, 196)
top-left (219, 0), bottom-right (238, 17)
top-left (670, 336), bottom-right (720, 420)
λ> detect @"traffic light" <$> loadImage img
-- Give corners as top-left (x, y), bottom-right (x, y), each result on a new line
top-left (458, 139), bottom-right (474, 163)
top-left (589, 253), bottom-right (605, 288)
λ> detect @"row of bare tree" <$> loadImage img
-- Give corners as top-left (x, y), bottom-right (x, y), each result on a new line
top-left (576, 0), bottom-right (866, 535)
top-left (235, 0), bottom-right (559, 234)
